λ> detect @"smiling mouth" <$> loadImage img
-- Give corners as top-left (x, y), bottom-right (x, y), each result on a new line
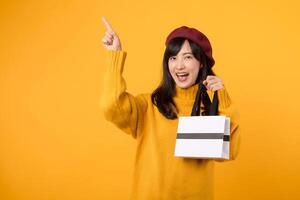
top-left (176, 73), bottom-right (189, 82)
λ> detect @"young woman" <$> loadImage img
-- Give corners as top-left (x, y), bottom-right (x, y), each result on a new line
top-left (100, 16), bottom-right (240, 200)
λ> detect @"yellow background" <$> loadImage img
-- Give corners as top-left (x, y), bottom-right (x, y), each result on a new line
top-left (1, 0), bottom-right (300, 199)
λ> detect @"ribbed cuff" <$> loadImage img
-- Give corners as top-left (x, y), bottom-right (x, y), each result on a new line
top-left (105, 50), bottom-right (127, 74)
top-left (217, 88), bottom-right (232, 108)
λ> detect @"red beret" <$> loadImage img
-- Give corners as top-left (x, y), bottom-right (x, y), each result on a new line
top-left (165, 26), bottom-right (215, 67)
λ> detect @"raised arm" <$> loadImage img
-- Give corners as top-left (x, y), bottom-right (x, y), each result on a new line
top-left (100, 17), bottom-right (148, 139)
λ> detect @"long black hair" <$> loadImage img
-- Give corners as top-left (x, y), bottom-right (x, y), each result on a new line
top-left (151, 37), bottom-right (215, 119)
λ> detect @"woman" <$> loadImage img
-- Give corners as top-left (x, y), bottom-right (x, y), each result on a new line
top-left (100, 16), bottom-right (240, 200)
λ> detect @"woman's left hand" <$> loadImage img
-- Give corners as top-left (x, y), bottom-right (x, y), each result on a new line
top-left (203, 75), bottom-right (224, 92)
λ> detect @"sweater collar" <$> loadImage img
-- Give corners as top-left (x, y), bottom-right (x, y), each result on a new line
top-left (174, 84), bottom-right (199, 100)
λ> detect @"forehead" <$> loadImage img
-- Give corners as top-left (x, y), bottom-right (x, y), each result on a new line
top-left (178, 40), bottom-right (193, 55)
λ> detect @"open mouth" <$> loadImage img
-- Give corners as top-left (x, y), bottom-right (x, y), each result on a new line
top-left (176, 72), bottom-right (189, 82)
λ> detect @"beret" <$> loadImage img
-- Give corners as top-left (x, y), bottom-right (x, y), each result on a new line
top-left (165, 26), bottom-right (215, 67)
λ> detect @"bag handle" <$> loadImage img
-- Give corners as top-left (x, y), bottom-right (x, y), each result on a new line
top-left (191, 83), bottom-right (219, 116)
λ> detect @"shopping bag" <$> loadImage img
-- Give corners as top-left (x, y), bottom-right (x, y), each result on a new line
top-left (174, 84), bottom-right (230, 159)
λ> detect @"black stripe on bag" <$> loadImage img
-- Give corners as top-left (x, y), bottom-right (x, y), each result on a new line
top-left (177, 133), bottom-right (230, 141)
top-left (223, 135), bottom-right (230, 141)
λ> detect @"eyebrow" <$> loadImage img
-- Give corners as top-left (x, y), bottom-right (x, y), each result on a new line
top-left (179, 52), bottom-right (193, 55)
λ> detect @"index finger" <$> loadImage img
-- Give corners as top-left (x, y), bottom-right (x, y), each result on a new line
top-left (102, 16), bottom-right (114, 32)
top-left (206, 75), bottom-right (218, 80)
top-left (205, 75), bottom-right (214, 80)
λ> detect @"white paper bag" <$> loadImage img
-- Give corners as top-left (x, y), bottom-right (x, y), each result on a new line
top-left (174, 116), bottom-right (230, 159)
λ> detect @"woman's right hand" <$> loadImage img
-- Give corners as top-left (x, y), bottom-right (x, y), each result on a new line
top-left (101, 16), bottom-right (122, 51)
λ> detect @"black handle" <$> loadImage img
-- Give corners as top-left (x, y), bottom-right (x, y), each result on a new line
top-left (191, 83), bottom-right (219, 116)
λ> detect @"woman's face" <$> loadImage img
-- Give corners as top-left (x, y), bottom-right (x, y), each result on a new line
top-left (168, 40), bottom-right (201, 89)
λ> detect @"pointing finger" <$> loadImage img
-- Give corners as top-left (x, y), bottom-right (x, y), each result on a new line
top-left (102, 16), bottom-right (114, 33)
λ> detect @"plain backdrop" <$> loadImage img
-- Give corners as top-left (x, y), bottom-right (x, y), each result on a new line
top-left (1, 0), bottom-right (300, 199)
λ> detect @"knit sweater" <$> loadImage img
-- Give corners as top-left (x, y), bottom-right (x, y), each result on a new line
top-left (100, 50), bottom-right (241, 200)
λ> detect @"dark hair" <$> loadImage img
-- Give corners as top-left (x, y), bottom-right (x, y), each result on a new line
top-left (151, 38), bottom-right (215, 119)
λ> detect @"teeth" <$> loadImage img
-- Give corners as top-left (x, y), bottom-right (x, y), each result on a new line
top-left (176, 73), bottom-right (188, 76)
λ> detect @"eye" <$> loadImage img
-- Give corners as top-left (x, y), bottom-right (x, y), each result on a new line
top-left (169, 56), bottom-right (176, 61)
top-left (185, 55), bottom-right (193, 59)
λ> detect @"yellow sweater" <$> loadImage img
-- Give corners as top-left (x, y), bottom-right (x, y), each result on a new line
top-left (100, 50), bottom-right (241, 200)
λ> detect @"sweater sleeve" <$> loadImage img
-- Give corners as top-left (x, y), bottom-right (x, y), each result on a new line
top-left (100, 50), bottom-right (148, 139)
top-left (207, 88), bottom-right (241, 162)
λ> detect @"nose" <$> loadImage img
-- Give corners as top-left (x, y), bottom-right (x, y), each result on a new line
top-left (175, 57), bottom-right (185, 70)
